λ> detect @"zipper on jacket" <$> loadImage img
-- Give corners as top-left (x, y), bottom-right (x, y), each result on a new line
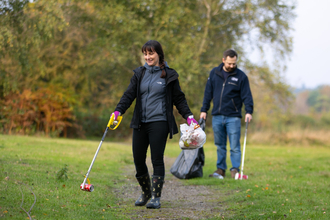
top-left (144, 69), bottom-right (154, 121)
top-left (228, 82), bottom-right (237, 86)
top-left (218, 73), bottom-right (235, 114)
top-left (232, 99), bottom-right (238, 112)
top-left (218, 82), bottom-right (226, 113)
top-left (165, 86), bottom-right (171, 136)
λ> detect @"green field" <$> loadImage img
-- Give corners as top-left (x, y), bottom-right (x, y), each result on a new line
top-left (1, 134), bottom-right (330, 219)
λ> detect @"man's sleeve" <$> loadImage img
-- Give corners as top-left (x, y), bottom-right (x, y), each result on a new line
top-left (240, 76), bottom-right (253, 114)
top-left (200, 72), bottom-right (213, 113)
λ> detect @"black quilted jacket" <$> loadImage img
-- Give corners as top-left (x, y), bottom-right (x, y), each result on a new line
top-left (115, 66), bottom-right (192, 139)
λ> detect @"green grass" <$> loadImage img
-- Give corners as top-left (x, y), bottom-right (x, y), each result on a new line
top-left (199, 144), bottom-right (330, 219)
top-left (0, 134), bottom-right (133, 219)
top-left (1, 134), bottom-right (330, 219)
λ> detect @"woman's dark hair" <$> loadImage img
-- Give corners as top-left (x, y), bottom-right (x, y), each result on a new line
top-left (142, 40), bottom-right (166, 78)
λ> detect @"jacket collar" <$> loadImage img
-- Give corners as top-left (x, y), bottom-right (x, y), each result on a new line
top-left (133, 66), bottom-right (178, 84)
top-left (215, 63), bottom-right (237, 78)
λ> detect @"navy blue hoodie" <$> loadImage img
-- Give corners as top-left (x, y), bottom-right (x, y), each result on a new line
top-left (201, 63), bottom-right (253, 118)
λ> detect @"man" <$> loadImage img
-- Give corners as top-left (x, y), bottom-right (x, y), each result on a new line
top-left (200, 49), bottom-right (253, 178)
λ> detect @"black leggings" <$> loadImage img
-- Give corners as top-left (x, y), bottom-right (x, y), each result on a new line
top-left (132, 121), bottom-right (169, 177)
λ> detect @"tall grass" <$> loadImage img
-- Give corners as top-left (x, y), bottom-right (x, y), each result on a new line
top-left (249, 129), bottom-right (330, 146)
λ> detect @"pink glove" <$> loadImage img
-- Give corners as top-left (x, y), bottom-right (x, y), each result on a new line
top-left (112, 111), bottom-right (121, 120)
top-left (187, 115), bottom-right (198, 126)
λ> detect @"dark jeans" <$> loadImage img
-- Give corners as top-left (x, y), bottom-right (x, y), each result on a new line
top-left (132, 121), bottom-right (168, 177)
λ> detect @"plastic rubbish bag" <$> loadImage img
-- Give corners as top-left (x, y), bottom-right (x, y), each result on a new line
top-left (179, 123), bottom-right (206, 149)
top-left (170, 118), bottom-right (206, 179)
top-left (170, 147), bottom-right (204, 179)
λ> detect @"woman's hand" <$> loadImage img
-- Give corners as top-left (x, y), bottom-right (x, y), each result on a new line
top-left (187, 115), bottom-right (198, 126)
top-left (111, 111), bottom-right (121, 120)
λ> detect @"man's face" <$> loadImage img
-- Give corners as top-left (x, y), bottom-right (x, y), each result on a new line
top-left (222, 56), bottom-right (237, 72)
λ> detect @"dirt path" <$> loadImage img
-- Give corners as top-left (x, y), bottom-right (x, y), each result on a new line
top-left (114, 157), bottom-right (228, 219)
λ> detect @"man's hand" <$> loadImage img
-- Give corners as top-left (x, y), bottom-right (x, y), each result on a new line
top-left (200, 112), bottom-right (207, 120)
top-left (245, 113), bottom-right (252, 123)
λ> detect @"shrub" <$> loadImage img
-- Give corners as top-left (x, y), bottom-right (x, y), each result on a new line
top-left (0, 88), bottom-right (79, 136)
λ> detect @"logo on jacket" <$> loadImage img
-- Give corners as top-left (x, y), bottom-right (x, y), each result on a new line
top-left (157, 82), bottom-right (164, 85)
top-left (231, 77), bottom-right (238, 81)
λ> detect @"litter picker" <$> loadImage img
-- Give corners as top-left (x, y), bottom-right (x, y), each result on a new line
top-left (80, 113), bottom-right (123, 192)
top-left (235, 120), bottom-right (249, 180)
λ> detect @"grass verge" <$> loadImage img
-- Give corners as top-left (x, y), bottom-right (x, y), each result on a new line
top-left (1, 134), bottom-right (330, 219)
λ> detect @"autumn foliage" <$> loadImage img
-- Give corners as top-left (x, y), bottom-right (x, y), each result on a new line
top-left (0, 88), bottom-right (78, 137)
top-left (0, 0), bottom-right (298, 138)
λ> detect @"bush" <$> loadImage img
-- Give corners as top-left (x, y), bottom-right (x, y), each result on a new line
top-left (0, 88), bottom-right (79, 136)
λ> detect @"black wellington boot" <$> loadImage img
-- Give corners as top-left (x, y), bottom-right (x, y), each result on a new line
top-left (146, 176), bottom-right (164, 209)
top-left (135, 173), bottom-right (151, 206)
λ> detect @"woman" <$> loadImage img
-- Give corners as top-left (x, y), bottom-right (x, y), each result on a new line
top-left (111, 40), bottom-right (198, 209)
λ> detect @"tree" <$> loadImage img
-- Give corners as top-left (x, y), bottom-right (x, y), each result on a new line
top-left (0, 0), bottom-right (297, 136)
top-left (307, 86), bottom-right (330, 113)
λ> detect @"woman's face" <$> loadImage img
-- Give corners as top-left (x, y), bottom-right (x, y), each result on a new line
top-left (143, 49), bottom-right (159, 66)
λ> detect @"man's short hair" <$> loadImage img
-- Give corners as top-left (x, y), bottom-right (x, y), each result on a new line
top-left (223, 49), bottom-right (238, 59)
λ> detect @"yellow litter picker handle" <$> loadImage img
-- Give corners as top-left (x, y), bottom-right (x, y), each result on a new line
top-left (107, 113), bottom-right (123, 130)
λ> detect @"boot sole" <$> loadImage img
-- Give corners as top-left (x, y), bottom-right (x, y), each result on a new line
top-left (146, 205), bottom-right (161, 209)
top-left (135, 198), bottom-right (151, 206)
top-left (135, 202), bottom-right (148, 206)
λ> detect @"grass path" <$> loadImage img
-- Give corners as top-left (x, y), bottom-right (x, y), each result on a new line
top-left (1, 134), bottom-right (330, 219)
top-left (114, 157), bottom-right (228, 219)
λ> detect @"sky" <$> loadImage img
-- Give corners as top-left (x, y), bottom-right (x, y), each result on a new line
top-left (284, 0), bottom-right (330, 89)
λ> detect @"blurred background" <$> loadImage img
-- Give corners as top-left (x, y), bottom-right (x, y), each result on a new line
top-left (1, 0), bottom-right (329, 146)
